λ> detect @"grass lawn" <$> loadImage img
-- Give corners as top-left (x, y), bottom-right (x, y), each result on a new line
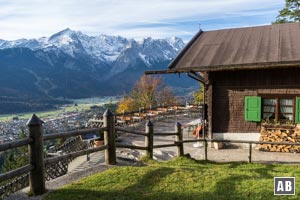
top-left (44, 157), bottom-right (300, 200)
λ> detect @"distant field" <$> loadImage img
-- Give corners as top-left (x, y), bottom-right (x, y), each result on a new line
top-left (0, 97), bottom-right (118, 122)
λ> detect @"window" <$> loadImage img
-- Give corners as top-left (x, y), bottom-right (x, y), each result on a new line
top-left (262, 98), bottom-right (294, 122)
top-left (262, 98), bottom-right (276, 120)
top-left (245, 96), bottom-right (300, 123)
top-left (279, 99), bottom-right (293, 121)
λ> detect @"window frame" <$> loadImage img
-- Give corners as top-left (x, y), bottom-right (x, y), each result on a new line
top-left (260, 94), bottom-right (296, 123)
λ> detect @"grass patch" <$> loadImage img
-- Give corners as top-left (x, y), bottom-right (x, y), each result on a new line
top-left (44, 157), bottom-right (300, 200)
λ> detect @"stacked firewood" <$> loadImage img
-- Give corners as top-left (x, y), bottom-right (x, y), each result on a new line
top-left (259, 126), bottom-right (300, 153)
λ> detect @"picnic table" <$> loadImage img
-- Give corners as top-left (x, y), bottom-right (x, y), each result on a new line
top-left (132, 116), bottom-right (143, 122)
top-left (116, 120), bottom-right (126, 126)
top-left (146, 113), bottom-right (157, 117)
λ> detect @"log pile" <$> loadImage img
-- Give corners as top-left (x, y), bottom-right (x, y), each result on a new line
top-left (259, 126), bottom-right (300, 153)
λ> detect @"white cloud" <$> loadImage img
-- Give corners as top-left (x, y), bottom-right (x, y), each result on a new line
top-left (0, 0), bottom-right (283, 40)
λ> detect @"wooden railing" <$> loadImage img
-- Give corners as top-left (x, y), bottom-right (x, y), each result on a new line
top-left (4, 107), bottom-right (299, 198)
top-left (115, 121), bottom-right (184, 159)
top-left (175, 138), bottom-right (300, 163)
top-left (0, 109), bottom-right (115, 198)
top-left (0, 105), bottom-right (199, 198)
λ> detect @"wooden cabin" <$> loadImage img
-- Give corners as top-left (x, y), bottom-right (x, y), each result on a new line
top-left (146, 22), bottom-right (300, 141)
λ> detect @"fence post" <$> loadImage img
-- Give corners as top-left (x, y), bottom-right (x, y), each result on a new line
top-left (26, 114), bottom-right (45, 196)
top-left (248, 143), bottom-right (252, 163)
top-left (204, 139), bottom-right (208, 161)
top-left (145, 121), bottom-right (154, 159)
top-left (103, 109), bottom-right (116, 165)
top-left (175, 122), bottom-right (184, 157)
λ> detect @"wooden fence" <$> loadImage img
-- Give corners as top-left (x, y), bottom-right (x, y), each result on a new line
top-left (2, 108), bottom-right (300, 198)
top-left (0, 110), bottom-right (113, 198)
top-left (0, 108), bottom-right (184, 198)
top-left (175, 138), bottom-right (300, 163)
top-left (115, 121), bottom-right (184, 159)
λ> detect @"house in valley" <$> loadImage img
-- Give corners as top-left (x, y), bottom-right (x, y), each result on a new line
top-left (146, 22), bottom-right (300, 141)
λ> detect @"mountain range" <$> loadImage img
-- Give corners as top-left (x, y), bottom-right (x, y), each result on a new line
top-left (0, 29), bottom-right (197, 113)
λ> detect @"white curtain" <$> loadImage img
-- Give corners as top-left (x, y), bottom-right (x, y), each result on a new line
top-left (280, 99), bottom-right (293, 120)
top-left (263, 99), bottom-right (276, 119)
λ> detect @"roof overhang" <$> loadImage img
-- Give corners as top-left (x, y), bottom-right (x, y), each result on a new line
top-left (145, 60), bottom-right (300, 75)
top-left (145, 69), bottom-right (206, 83)
top-left (144, 69), bottom-right (187, 75)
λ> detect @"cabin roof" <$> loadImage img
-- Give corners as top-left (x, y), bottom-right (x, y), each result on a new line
top-left (146, 23), bottom-right (300, 74)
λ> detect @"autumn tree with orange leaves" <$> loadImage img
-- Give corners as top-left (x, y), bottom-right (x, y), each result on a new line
top-left (117, 75), bottom-right (177, 113)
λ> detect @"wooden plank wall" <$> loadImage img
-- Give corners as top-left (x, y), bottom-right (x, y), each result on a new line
top-left (209, 67), bottom-right (300, 133)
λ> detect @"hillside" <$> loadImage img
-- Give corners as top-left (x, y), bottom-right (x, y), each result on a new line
top-left (0, 29), bottom-right (197, 113)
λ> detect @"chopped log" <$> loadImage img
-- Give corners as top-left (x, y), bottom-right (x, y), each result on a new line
top-left (259, 126), bottom-right (300, 153)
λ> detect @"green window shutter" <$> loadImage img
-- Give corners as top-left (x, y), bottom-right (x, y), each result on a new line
top-left (245, 96), bottom-right (261, 122)
top-left (296, 97), bottom-right (300, 123)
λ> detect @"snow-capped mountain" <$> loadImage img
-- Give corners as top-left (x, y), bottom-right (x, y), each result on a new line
top-left (0, 29), bottom-right (196, 113)
top-left (0, 28), bottom-right (184, 71)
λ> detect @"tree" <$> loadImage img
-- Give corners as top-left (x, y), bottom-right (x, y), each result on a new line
top-left (193, 83), bottom-right (204, 104)
top-left (158, 87), bottom-right (177, 106)
top-left (130, 75), bottom-right (162, 108)
top-left (274, 0), bottom-right (300, 23)
top-left (117, 75), bottom-right (176, 113)
top-left (1, 130), bottom-right (29, 173)
top-left (116, 95), bottom-right (137, 113)
top-left (106, 98), bottom-right (117, 113)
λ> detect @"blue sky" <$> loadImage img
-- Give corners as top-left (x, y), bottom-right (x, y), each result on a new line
top-left (0, 0), bottom-right (283, 42)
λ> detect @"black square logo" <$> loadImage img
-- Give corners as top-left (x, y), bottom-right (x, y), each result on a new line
top-left (274, 177), bottom-right (295, 195)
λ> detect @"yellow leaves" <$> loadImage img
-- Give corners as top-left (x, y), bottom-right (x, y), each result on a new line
top-left (193, 83), bottom-right (204, 104)
top-left (131, 75), bottom-right (163, 107)
top-left (117, 75), bottom-right (176, 113)
top-left (116, 96), bottom-right (137, 113)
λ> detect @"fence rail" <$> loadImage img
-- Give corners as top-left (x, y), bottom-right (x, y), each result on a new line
top-left (0, 110), bottom-right (116, 198)
top-left (174, 138), bottom-right (300, 163)
top-left (44, 127), bottom-right (108, 141)
top-left (116, 144), bottom-right (147, 150)
top-left (3, 106), bottom-right (300, 198)
top-left (0, 105), bottom-right (196, 198)
top-left (175, 138), bottom-right (300, 146)
top-left (154, 132), bottom-right (178, 136)
top-left (0, 138), bottom-right (33, 152)
top-left (153, 144), bottom-right (178, 149)
top-left (115, 121), bottom-right (184, 159)
top-left (115, 127), bottom-right (147, 136)
top-left (45, 145), bottom-right (108, 164)
top-left (0, 165), bottom-right (33, 183)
